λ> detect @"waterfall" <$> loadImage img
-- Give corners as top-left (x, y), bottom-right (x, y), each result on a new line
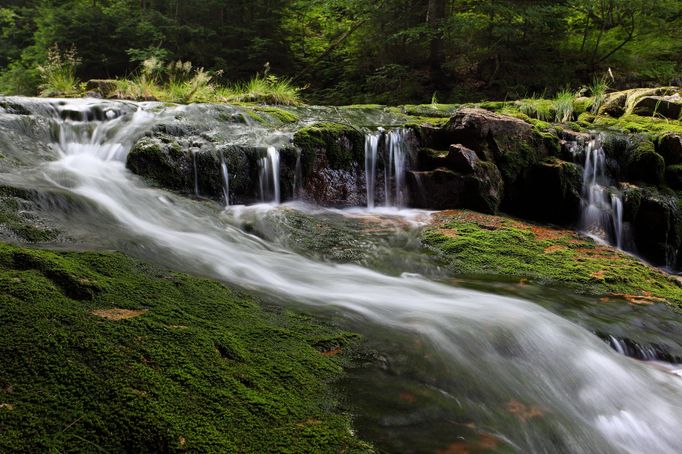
top-left (220, 153), bottom-right (230, 207)
top-left (192, 149), bottom-right (200, 197)
top-left (385, 129), bottom-right (409, 208)
top-left (258, 146), bottom-right (280, 204)
top-left (364, 128), bottom-right (410, 209)
top-left (580, 138), bottom-right (625, 248)
top-left (364, 132), bottom-right (380, 209)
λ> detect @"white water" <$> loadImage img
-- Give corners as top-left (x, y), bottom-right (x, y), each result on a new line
top-left (580, 138), bottom-right (625, 249)
top-left (258, 146), bottom-right (280, 204)
top-left (16, 101), bottom-right (682, 452)
top-left (364, 132), bottom-right (380, 209)
top-left (220, 153), bottom-right (230, 207)
top-left (364, 128), bottom-right (410, 209)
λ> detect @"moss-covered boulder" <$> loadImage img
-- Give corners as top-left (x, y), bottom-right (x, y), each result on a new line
top-left (0, 242), bottom-right (369, 452)
top-left (293, 122), bottom-right (371, 207)
top-left (422, 210), bottom-right (682, 307)
top-left (632, 96), bottom-right (682, 120)
top-left (622, 140), bottom-right (665, 185)
top-left (622, 185), bottom-right (682, 266)
top-left (657, 133), bottom-right (682, 165)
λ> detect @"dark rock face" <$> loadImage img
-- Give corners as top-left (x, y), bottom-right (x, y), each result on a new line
top-left (407, 161), bottom-right (503, 213)
top-left (622, 185), bottom-right (682, 266)
top-left (622, 140), bottom-right (665, 186)
top-left (665, 165), bottom-right (682, 189)
top-left (657, 133), bottom-right (682, 165)
top-left (126, 133), bottom-right (288, 205)
top-left (599, 92), bottom-right (628, 117)
top-left (518, 158), bottom-right (583, 225)
top-left (292, 122), bottom-right (370, 207)
top-left (413, 107), bottom-right (559, 215)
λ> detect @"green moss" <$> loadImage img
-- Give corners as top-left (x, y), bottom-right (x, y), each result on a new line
top-left (0, 187), bottom-right (58, 243)
top-left (293, 122), bottom-right (364, 171)
top-left (623, 140), bottom-right (665, 185)
top-left (0, 242), bottom-right (370, 452)
top-left (253, 106), bottom-right (300, 123)
top-left (423, 210), bottom-right (682, 307)
top-left (592, 114), bottom-right (682, 136)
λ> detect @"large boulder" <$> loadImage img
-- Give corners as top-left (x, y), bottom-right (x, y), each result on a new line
top-left (622, 185), bottom-right (682, 266)
top-left (632, 95), bottom-right (682, 119)
top-left (418, 107), bottom-right (557, 211)
top-left (622, 140), bottom-right (664, 185)
top-left (656, 133), bottom-right (682, 165)
top-left (407, 144), bottom-right (504, 213)
top-left (293, 122), bottom-right (390, 207)
top-left (517, 158), bottom-right (583, 225)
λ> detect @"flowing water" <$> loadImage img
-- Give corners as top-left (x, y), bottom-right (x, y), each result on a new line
top-left (2, 99), bottom-right (682, 453)
top-left (580, 138), bottom-right (626, 249)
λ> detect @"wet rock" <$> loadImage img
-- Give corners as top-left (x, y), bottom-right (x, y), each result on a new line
top-left (622, 140), bottom-right (664, 185)
top-left (518, 158), bottom-right (583, 225)
top-left (665, 165), bottom-right (682, 189)
top-left (449, 144), bottom-right (479, 173)
top-left (293, 122), bottom-right (376, 207)
top-left (657, 133), bottom-right (682, 165)
top-left (407, 161), bottom-right (503, 213)
top-left (632, 95), bottom-right (682, 119)
top-left (623, 185), bottom-right (682, 266)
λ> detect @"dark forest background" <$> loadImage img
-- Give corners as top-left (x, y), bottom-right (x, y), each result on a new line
top-left (1, 0), bottom-right (681, 104)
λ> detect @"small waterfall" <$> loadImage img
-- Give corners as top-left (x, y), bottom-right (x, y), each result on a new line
top-left (258, 146), bottom-right (281, 204)
top-left (192, 150), bottom-right (200, 197)
top-left (293, 149), bottom-right (302, 199)
top-left (580, 138), bottom-right (625, 248)
top-left (364, 132), bottom-right (380, 209)
top-left (220, 153), bottom-right (230, 207)
top-left (385, 129), bottom-right (409, 208)
top-left (364, 128), bottom-right (411, 209)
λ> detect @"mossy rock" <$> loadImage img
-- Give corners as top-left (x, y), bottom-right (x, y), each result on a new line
top-left (622, 140), bottom-right (665, 185)
top-left (293, 122), bottom-right (365, 173)
top-left (665, 164), bottom-right (682, 189)
top-left (0, 242), bottom-right (369, 452)
top-left (422, 210), bottom-right (682, 306)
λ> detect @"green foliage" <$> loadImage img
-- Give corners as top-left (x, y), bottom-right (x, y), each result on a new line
top-left (219, 74), bottom-right (302, 105)
top-left (553, 89), bottom-right (576, 123)
top-left (589, 76), bottom-right (610, 114)
top-left (36, 44), bottom-right (81, 97)
top-left (0, 242), bottom-right (368, 452)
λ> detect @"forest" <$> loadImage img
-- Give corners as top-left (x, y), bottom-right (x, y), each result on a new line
top-left (2, 0), bottom-right (682, 104)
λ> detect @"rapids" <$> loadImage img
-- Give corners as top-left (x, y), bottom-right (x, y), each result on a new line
top-left (2, 98), bottom-right (682, 453)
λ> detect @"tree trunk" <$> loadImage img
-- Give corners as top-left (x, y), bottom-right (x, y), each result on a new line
top-left (427, 0), bottom-right (447, 89)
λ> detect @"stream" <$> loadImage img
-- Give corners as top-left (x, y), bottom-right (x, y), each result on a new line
top-left (1, 98), bottom-right (682, 453)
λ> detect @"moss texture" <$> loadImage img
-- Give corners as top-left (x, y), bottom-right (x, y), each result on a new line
top-left (0, 242), bottom-right (371, 453)
top-left (423, 210), bottom-right (682, 307)
top-left (293, 122), bottom-right (365, 172)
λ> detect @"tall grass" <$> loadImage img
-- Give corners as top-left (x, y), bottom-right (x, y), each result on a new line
top-left (218, 74), bottom-right (301, 105)
top-left (589, 76), bottom-right (610, 114)
top-left (37, 44), bottom-right (82, 97)
top-left (517, 96), bottom-right (553, 122)
top-left (553, 89), bottom-right (576, 123)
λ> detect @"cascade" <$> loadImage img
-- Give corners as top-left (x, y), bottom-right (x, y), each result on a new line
top-left (3, 99), bottom-right (682, 453)
top-left (220, 152), bottom-right (230, 207)
top-left (384, 129), bottom-right (410, 208)
top-left (258, 146), bottom-right (281, 204)
top-left (192, 149), bottom-right (200, 197)
top-left (580, 138), bottom-right (626, 249)
top-left (364, 132), bottom-right (380, 209)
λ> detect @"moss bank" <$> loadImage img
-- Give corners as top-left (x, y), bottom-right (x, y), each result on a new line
top-left (423, 210), bottom-right (682, 308)
top-left (0, 242), bottom-right (370, 453)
